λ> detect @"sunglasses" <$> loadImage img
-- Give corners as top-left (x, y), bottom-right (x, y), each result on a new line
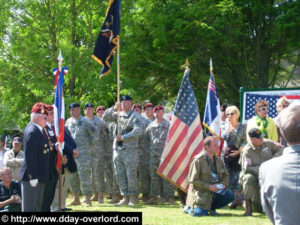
top-left (259, 107), bottom-right (269, 111)
top-left (226, 113), bottom-right (235, 116)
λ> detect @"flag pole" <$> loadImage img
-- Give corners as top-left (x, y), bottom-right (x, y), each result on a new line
top-left (57, 50), bottom-right (63, 212)
top-left (117, 38), bottom-right (120, 135)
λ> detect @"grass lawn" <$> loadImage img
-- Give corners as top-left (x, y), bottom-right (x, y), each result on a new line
top-left (66, 195), bottom-right (272, 225)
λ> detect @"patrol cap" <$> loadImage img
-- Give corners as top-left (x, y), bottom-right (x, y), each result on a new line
top-left (84, 103), bottom-right (94, 109)
top-left (13, 136), bottom-right (22, 143)
top-left (96, 106), bottom-right (106, 112)
top-left (31, 102), bottom-right (48, 115)
top-left (143, 102), bottom-right (154, 110)
top-left (132, 103), bottom-right (142, 110)
top-left (69, 103), bottom-right (80, 109)
top-left (154, 104), bottom-right (164, 112)
top-left (120, 95), bottom-right (132, 102)
top-left (248, 128), bottom-right (263, 139)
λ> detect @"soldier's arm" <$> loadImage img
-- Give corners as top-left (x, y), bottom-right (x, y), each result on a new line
top-left (103, 107), bottom-right (118, 123)
top-left (270, 142), bottom-right (284, 157)
top-left (3, 152), bottom-right (18, 168)
top-left (121, 116), bottom-right (142, 141)
top-left (189, 159), bottom-right (211, 190)
top-left (241, 153), bottom-right (259, 175)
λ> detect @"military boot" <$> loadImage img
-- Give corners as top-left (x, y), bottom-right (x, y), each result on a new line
top-left (90, 192), bottom-right (98, 201)
top-left (145, 197), bottom-right (158, 205)
top-left (67, 194), bottom-right (81, 206)
top-left (244, 199), bottom-right (252, 216)
top-left (128, 195), bottom-right (138, 207)
top-left (82, 195), bottom-right (92, 207)
top-left (168, 197), bottom-right (175, 205)
top-left (98, 192), bottom-right (105, 204)
top-left (110, 195), bottom-right (121, 204)
top-left (229, 192), bottom-right (243, 209)
top-left (114, 195), bottom-right (129, 206)
top-left (141, 194), bottom-right (150, 203)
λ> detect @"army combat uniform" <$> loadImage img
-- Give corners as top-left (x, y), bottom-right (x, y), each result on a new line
top-left (240, 139), bottom-right (283, 205)
top-left (103, 107), bottom-right (141, 199)
top-left (145, 118), bottom-right (174, 200)
top-left (85, 116), bottom-right (106, 197)
top-left (65, 116), bottom-right (95, 196)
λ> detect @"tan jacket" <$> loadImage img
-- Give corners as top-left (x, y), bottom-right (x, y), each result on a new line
top-left (186, 152), bottom-right (229, 210)
top-left (3, 149), bottom-right (24, 181)
top-left (240, 139), bottom-right (283, 177)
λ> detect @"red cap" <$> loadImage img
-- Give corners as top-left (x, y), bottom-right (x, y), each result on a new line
top-left (154, 104), bottom-right (164, 112)
top-left (96, 105), bottom-right (106, 112)
top-left (133, 103), bottom-right (142, 110)
top-left (45, 105), bottom-right (54, 111)
top-left (31, 102), bottom-right (48, 115)
top-left (143, 102), bottom-right (154, 110)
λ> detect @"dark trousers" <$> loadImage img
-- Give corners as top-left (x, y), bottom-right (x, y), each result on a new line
top-left (21, 181), bottom-right (45, 212)
top-left (41, 173), bottom-right (58, 212)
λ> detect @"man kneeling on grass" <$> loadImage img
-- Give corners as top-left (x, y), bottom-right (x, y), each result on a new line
top-left (184, 136), bottom-right (234, 216)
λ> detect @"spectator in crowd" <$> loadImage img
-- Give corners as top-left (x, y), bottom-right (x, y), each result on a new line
top-left (3, 136), bottom-right (24, 181)
top-left (259, 104), bottom-right (300, 225)
top-left (246, 100), bottom-right (278, 142)
top-left (0, 167), bottom-right (21, 212)
top-left (145, 105), bottom-right (175, 205)
top-left (274, 96), bottom-right (290, 147)
top-left (0, 135), bottom-right (9, 170)
top-left (221, 106), bottom-right (246, 209)
top-left (19, 103), bottom-right (51, 212)
top-left (239, 128), bottom-right (283, 216)
top-left (144, 103), bottom-right (155, 121)
top-left (184, 136), bottom-right (234, 216)
top-left (220, 103), bottom-right (228, 135)
top-left (103, 95), bottom-right (141, 206)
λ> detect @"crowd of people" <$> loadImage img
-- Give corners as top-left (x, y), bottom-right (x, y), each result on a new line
top-left (0, 95), bottom-right (299, 224)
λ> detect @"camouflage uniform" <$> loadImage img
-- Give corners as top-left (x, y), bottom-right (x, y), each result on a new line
top-left (240, 139), bottom-right (283, 203)
top-left (86, 116), bottom-right (106, 193)
top-left (103, 107), bottom-right (141, 196)
top-left (146, 119), bottom-right (174, 198)
top-left (65, 116), bottom-right (95, 195)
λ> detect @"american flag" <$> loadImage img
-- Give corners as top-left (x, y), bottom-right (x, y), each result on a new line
top-left (241, 89), bottom-right (300, 124)
top-left (157, 68), bottom-right (204, 192)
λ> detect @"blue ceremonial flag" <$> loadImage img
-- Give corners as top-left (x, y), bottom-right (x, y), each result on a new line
top-left (93, 0), bottom-right (120, 78)
top-left (203, 60), bottom-right (222, 139)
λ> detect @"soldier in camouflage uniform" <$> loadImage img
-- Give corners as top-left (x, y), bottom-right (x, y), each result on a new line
top-left (65, 103), bottom-right (95, 207)
top-left (145, 105), bottom-right (175, 205)
top-left (84, 103), bottom-right (106, 203)
top-left (103, 95), bottom-right (141, 206)
top-left (144, 102), bottom-right (155, 122)
top-left (240, 128), bottom-right (283, 216)
top-left (132, 103), bottom-right (151, 202)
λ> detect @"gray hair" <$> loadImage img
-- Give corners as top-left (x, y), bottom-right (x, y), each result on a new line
top-left (278, 104), bottom-right (300, 145)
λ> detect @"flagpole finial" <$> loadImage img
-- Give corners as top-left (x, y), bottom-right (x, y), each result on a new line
top-left (57, 50), bottom-right (63, 69)
top-left (210, 58), bottom-right (213, 69)
top-left (185, 59), bottom-right (190, 68)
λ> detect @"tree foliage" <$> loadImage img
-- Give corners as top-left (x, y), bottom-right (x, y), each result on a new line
top-left (0, 0), bottom-right (299, 131)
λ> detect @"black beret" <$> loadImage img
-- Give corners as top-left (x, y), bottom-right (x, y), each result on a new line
top-left (248, 128), bottom-right (263, 139)
top-left (69, 103), bottom-right (81, 109)
top-left (120, 95), bottom-right (132, 101)
top-left (84, 103), bottom-right (94, 109)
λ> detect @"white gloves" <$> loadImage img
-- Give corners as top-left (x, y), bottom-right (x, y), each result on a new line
top-left (30, 179), bottom-right (38, 187)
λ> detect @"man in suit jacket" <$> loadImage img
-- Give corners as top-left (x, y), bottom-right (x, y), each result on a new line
top-left (259, 104), bottom-right (300, 225)
top-left (19, 103), bottom-right (51, 212)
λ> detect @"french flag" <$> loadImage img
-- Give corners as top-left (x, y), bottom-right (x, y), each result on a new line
top-left (54, 67), bottom-right (67, 165)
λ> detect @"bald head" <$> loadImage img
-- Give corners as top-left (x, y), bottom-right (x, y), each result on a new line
top-left (278, 104), bottom-right (300, 145)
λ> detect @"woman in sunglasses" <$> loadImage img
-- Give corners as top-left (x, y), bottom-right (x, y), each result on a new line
top-left (221, 106), bottom-right (246, 209)
top-left (246, 100), bottom-right (278, 143)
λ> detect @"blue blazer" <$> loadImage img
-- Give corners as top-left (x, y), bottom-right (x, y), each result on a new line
top-left (19, 122), bottom-right (51, 183)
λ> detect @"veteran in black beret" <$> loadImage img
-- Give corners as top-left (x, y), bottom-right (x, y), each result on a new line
top-left (20, 103), bottom-right (52, 212)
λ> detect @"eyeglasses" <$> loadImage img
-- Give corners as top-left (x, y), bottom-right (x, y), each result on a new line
top-left (226, 113), bottom-right (235, 116)
top-left (259, 107), bottom-right (269, 111)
